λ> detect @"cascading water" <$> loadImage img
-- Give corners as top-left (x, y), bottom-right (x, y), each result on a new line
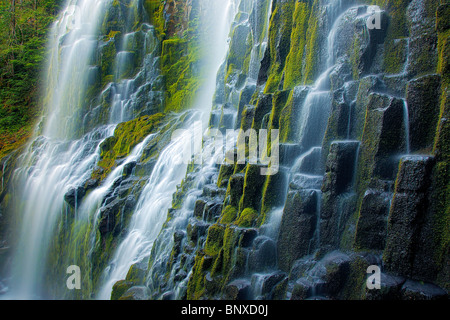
top-left (2, 0), bottom-right (163, 299)
top-left (4, 0), bottom-right (113, 298)
top-left (285, 1), bottom-right (366, 255)
top-left (7, 125), bottom-right (115, 299)
top-left (96, 126), bottom-right (192, 299)
top-left (96, 0), bottom-right (238, 299)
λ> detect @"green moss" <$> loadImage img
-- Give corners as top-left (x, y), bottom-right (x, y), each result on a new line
top-left (92, 113), bottom-right (165, 182)
top-left (283, 2), bottom-right (310, 90)
top-left (143, 0), bottom-right (165, 39)
top-left (351, 36), bottom-right (362, 80)
top-left (337, 255), bottom-right (369, 299)
top-left (101, 40), bottom-right (117, 88)
top-left (235, 207), bottom-right (258, 228)
top-left (186, 253), bottom-right (208, 299)
top-left (125, 263), bottom-right (146, 285)
top-left (302, 0), bottom-right (320, 85)
top-left (220, 205), bottom-right (238, 224)
top-left (437, 29), bottom-right (450, 86)
top-left (204, 224), bottom-right (225, 257)
top-left (161, 37), bottom-right (203, 112)
top-left (217, 164), bottom-right (234, 188)
top-left (111, 280), bottom-right (133, 300)
top-left (264, 0), bottom-right (294, 93)
top-left (238, 164), bottom-right (265, 213)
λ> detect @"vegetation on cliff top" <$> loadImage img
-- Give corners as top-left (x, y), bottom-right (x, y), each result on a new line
top-left (0, 0), bottom-right (63, 159)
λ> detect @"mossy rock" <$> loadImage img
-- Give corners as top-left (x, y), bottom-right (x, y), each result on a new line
top-left (204, 224), bottom-right (226, 257)
top-left (220, 205), bottom-right (238, 224)
top-left (92, 113), bottom-right (165, 182)
top-left (111, 280), bottom-right (134, 300)
top-left (235, 207), bottom-right (258, 228)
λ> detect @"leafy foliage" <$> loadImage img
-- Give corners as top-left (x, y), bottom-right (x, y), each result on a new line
top-left (0, 0), bottom-right (62, 158)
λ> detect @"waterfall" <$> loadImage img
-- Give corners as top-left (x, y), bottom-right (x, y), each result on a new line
top-left (43, 0), bottom-right (112, 139)
top-left (285, 2), bottom-right (365, 255)
top-left (402, 99), bottom-right (411, 154)
top-left (7, 124), bottom-right (115, 299)
top-left (4, 0), bottom-right (114, 298)
top-left (96, 0), bottom-right (238, 299)
top-left (2, 0), bottom-right (162, 299)
top-left (96, 127), bottom-right (192, 299)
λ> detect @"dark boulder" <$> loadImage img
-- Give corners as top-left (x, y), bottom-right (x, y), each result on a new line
top-left (64, 186), bottom-right (86, 207)
top-left (277, 189), bottom-right (319, 272)
top-left (225, 279), bottom-right (252, 300)
top-left (354, 189), bottom-right (391, 250)
top-left (247, 236), bottom-right (277, 272)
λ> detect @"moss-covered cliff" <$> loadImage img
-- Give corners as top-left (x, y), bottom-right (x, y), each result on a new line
top-left (0, 0), bottom-right (448, 301)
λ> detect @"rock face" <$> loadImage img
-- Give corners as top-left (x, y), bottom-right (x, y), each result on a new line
top-left (277, 190), bottom-right (319, 272)
top-left (383, 156), bottom-right (436, 279)
top-left (406, 74), bottom-right (442, 152)
top-left (139, 0), bottom-right (449, 301)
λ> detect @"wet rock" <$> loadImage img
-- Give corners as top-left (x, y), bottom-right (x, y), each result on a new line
top-left (64, 186), bottom-right (86, 207)
top-left (322, 141), bottom-right (360, 195)
top-left (225, 279), bottom-right (251, 300)
top-left (279, 86), bottom-right (310, 144)
top-left (227, 174), bottom-right (244, 208)
top-left (352, 76), bottom-right (385, 140)
top-left (383, 73), bottom-right (408, 97)
top-left (252, 271), bottom-right (287, 299)
top-left (122, 161), bottom-right (136, 178)
top-left (125, 261), bottom-right (147, 285)
top-left (384, 155), bottom-right (436, 279)
top-left (239, 164), bottom-right (266, 212)
top-left (134, 160), bottom-right (156, 178)
top-left (320, 141), bottom-right (359, 249)
top-left (202, 184), bottom-right (226, 198)
top-left (406, 0), bottom-right (438, 77)
top-left (172, 230), bottom-right (185, 257)
top-left (291, 277), bottom-right (314, 300)
top-left (120, 285), bottom-right (150, 300)
top-left (310, 251), bottom-right (351, 297)
top-left (239, 228), bottom-right (258, 247)
top-left (98, 199), bottom-right (120, 235)
top-left (247, 236), bottom-right (277, 272)
top-left (124, 195), bottom-right (136, 212)
top-left (83, 178), bottom-right (99, 192)
top-left (354, 190), bottom-right (391, 250)
top-left (111, 280), bottom-right (133, 300)
top-left (203, 201), bottom-right (223, 222)
top-left (406, 74), bottom-right (441, 152)
top-left (239, 105), bottom-right (256, 131)
top-left (257, 46), bottom-right (270, 85)
top-left (279, 144), bottom-right (301, 167)
top-left (289, 174), bottom-right (323, 191)
top-left (365, 273), bottom-right (405, 300)
top-left (161, 291), bottom-right (174, 300)
top-left (436, 4), bottom-right (450, 33)
top-left (400, 280), bottom-right (448, 300)
top-left (291, 147), bottom-right (323, 176)
top-left (193, 199), bottom-right (206, 219)
top-left (358, 93), bottom-right (406, 181)
top-left (289, 257), bottom-right (317, 281)
top-left (277, 189), bottom-right (318, 272)
top-left (395, 156), bottom-right (436, 193)
top-left (187, 220), bottom-right (208, 244)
